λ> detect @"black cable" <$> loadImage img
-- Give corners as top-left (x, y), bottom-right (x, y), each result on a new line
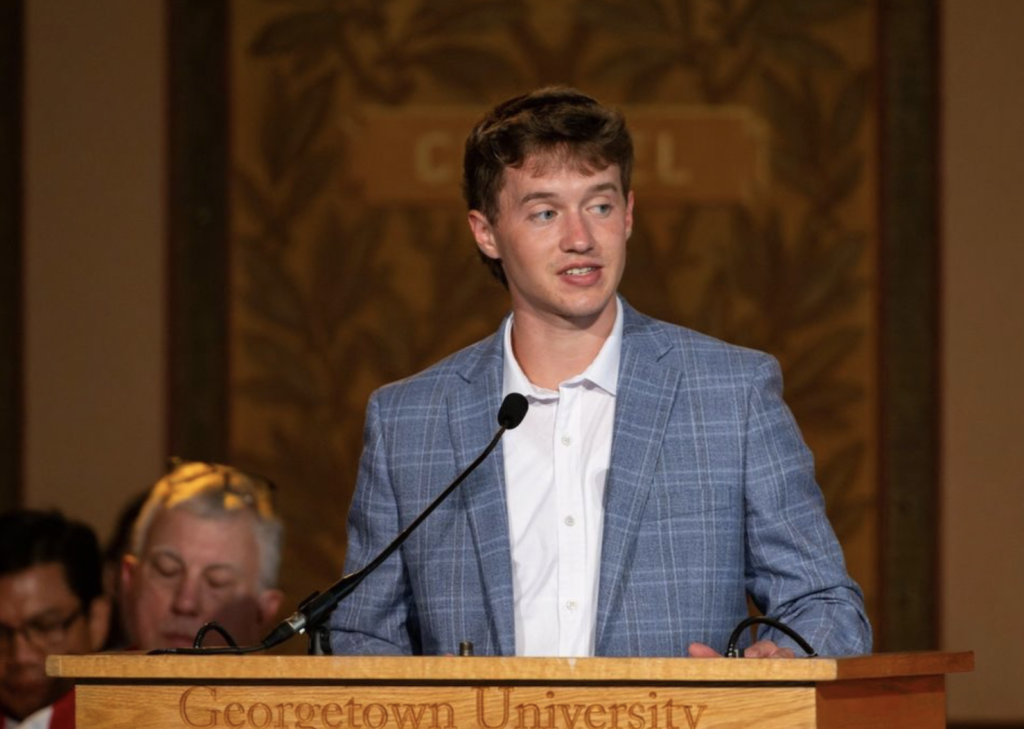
top-left (192, 621), bottom-right (239, 649)
top-left (724, 616), bottom-right (817, 658)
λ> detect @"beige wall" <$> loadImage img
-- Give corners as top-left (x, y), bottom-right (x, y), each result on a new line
top-left (942, 0), bottom-right (1024, 722)
top-left (23, 0), bottom-right (166, 540)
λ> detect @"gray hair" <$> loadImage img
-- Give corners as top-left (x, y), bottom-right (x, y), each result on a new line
top-left (130, 461), bottom-right (284, 590)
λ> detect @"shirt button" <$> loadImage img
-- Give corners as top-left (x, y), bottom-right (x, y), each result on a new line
top-left (561, 434), bottom-right (572, 446)
top-left (564, 515), bottom-right (576, 527)
top-left (566, 600), bottom-right (578, 612)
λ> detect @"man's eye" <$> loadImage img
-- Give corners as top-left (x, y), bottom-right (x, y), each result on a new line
top-left (206, 571), bottom-right (238, 590)
top-left (27, 619), bottom-right (62, 633)
top-left (592, 203), bottom-right (612, 215)
top-left (532, 210), bottom-right (556, 222)
top-left (150, 557), bottom-right (182, 578)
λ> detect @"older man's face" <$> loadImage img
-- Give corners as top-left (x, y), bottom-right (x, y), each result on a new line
top-left (0, 563), bottom-right (108, 720)
top-left (122, 509), bottom-right (282, 650)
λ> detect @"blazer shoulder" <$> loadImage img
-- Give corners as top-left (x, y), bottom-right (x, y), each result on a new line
top-left (624, 306), bottom-right (775, 379)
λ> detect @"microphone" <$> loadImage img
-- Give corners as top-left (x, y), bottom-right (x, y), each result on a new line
top-left (257, 392), bottom-right (529, 652)
top-left (497, 390), bottom-right (529, 429)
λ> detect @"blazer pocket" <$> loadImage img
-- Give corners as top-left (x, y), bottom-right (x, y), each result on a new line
top-left (642, 479), bottom-right (741, 524)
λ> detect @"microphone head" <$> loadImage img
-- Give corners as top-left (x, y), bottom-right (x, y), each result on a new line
top-left (497, 393), bottom-right (529, 430)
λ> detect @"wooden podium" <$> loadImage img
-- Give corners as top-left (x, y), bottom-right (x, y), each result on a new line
top-left (48, 651), bottom-right (972, 729)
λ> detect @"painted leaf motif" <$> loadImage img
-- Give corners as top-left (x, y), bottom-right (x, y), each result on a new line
top-left (578, 0), bottom-right (670, 34)
top-left (240, 332), bottom-right (320, 406)
top-left (587, 44), bottom-right (678, 87)
top-left (241, 250), bottom-right (308, 332)
top-left (785, 328), bottom-right (863, 398)
top-left (313, 208), bottom-right (386, 337)
top-left (824, 152), bottom-right (864, 207)
top-left (790, 382), bottom-right (863, 431)
top-left (280, 73), bottom-right (337, 173)
top-left (829, 69), bottom-right (872, 152)
top-left (406, 0), bottom-right (526, 38)
top-left (260, 71), bottom-right (292, 184)
top-left (761, 71), bottom-right (816, 164)
top-left (282, 149), bottom-right (340, 222)
top-left (249, 10), bottom-right (339, 56)
top-left (408, 45), bottom-right (523, 95)
top-left (791, 232), bottom-right (865, 326)
top-left (769, 0), bottom-right (866, 25)
top-left (234, 168), bottom-right (286, 243)
top-left (758, 29), bottom-right (845, 70)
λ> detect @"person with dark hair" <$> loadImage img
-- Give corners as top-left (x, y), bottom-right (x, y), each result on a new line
top-left (0, 510), bottom-right (109, 728)
top-left (329, 87), bottom-right (871, 659)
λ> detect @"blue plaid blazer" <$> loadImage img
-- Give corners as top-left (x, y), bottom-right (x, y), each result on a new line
top-left (329, 302), bottom-right (872, 657)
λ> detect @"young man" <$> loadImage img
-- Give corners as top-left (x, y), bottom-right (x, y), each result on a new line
top-left (0, 510), bottom-right (110, 729)
top-left (329, 87), bottom-right (871, 658)
top-left (120, 460), bottom-right (285, 651)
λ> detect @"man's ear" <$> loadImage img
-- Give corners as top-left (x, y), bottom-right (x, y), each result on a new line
top-left (468, 210), bottom-right (500, 261)
top-left (86, 594), bottom-right (111, 651)
top-left (120, 553), bottom-right (138, 595)
top-left (625, 190), bottom-right (635, 240)
top-left (257, 588), bottom-right (285, 629)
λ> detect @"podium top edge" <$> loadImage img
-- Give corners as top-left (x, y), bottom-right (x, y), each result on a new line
top-left (47, 651), bottom-right (973, 684)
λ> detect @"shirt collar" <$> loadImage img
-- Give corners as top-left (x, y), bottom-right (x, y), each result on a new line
top-left (502, 296), bottom-right (623, 399)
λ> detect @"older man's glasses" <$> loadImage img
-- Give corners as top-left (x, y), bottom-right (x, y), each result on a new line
top-left (163, 458), bottom-right (277, 519)
top-left (0, 606), bottom-right (84, 653)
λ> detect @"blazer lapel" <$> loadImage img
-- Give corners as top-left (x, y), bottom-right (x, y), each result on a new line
top-left (447, 327), bottom-right (517, 655)
top-left (595, 306), bottom-right (681, 651)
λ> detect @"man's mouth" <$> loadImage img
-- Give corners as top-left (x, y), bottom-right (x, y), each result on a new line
top-left (562, 266), bottom-right (597, 276)
top-left (162, 630), bottom-right (201, 647)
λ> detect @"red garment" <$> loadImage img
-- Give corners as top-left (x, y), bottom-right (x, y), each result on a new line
top-left (49, 691), bottom-right (74, 729)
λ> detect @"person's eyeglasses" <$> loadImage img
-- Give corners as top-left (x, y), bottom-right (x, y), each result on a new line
top-left (164, 457), bottom-right (277, 519)
top-left (0, 606), bottom-right (85, 653)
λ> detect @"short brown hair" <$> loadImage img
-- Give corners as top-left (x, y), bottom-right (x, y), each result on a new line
top-left (463, 87), bottom-right (634, 286)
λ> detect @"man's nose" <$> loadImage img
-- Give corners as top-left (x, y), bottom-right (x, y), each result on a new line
top-left (7, 631), bottom-right (44, 663)
top-left (171, 576), bottom-right (202, 615)
top-left (561, 211), bottom-right (595, 253)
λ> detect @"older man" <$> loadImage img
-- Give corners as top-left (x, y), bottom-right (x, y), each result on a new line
top-left (120, 460), bottom-right (284, 650)
top-left (0, 510), bottom-right (110, 729)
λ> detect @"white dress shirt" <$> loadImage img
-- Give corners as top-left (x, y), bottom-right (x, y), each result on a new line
top-left (501, 298), bottom-right (622, 656)
top-left (3, 706), bottom-right (54, 729)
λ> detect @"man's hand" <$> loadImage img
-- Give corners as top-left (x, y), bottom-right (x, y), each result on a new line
top-left (688, 640), bottom-right (796, 659)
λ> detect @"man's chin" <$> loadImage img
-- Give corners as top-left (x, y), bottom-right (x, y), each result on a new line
top-left (0, 680), bottom-right (61, 720)
top-left (157, 631), bottom-right (203, 650)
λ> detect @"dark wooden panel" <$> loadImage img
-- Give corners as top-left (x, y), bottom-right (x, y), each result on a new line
top-left (877, 0), bottom-right (940, 651)
top-left (0, 0), bottom-right (24, 511)
top-left (166, 0), bottom-right (229, 461)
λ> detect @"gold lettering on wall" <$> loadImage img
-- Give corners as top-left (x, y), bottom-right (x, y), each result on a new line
top-left (414, 131), bottom-right (458, 186)
top-left (349, 106), bottom-right (765, 206)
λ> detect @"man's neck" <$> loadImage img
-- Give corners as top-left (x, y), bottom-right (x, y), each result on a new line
top-left (510, 303), bottom-right (618, 390)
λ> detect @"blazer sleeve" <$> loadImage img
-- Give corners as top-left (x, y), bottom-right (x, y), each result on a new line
top-left (328, 391), bottom-right (420, 655)
top-left (742, 355), bottom-right (873, 656)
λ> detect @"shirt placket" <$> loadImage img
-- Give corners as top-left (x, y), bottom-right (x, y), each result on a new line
top-left (554, 381), bottom-right (586, 655)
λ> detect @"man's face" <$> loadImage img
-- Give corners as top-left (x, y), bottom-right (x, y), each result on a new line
top-left (121, 508), bottom-right (282, 650)
top-left (0, 563), bottom-right (108, 720)
top-left (469, 156), bottom-right (634, 333)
